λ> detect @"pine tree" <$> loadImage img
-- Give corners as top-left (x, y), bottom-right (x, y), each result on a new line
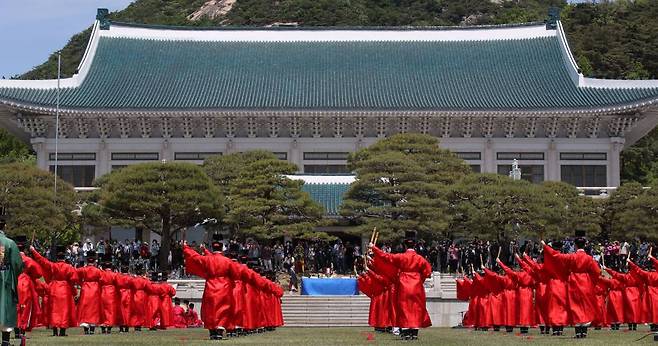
top-left (99, 162), bottom-right (223, 269)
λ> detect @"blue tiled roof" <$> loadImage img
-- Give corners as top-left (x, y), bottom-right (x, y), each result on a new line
top-left (1, 26), bottom-right (657, 111)
top-left (302, 183), bottom-right (350, 216)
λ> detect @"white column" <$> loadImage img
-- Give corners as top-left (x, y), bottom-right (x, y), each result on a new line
top-left (482, 139), bottom-right (495, 173)
top-left (161, 139), bottom-right (173, 162)
top-left (31, 139), bottom-right (47, 171)
top-left (289, 139), bottom-right (302, 173)
top-left (546, 139), bottom-right (559, 181)
top-left (97, 140), bottom-right (110, 177)
top-left (608, 137), bottom-right (624, 187)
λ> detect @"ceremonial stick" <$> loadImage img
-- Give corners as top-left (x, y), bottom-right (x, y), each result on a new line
top-left (601, 252), bottom-right (606, 268)
top-left (370, 227), bottom-right (377, 244)
top-left (373, 231), bottom-right (379, 246)
top-left (497, 246), bottom-right (502, 261)
top-left (480, 254), bottom-right (484, 269)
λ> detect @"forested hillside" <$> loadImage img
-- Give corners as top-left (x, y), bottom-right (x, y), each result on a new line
top-left (4, 0), bottom-right (658, 182)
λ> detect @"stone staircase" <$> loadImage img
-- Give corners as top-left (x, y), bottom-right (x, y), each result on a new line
top-left (282, 295), bottom-right (371, 327)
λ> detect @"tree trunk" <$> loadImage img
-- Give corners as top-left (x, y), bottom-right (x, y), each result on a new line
top-left (159, 211), bottom-right (171, 270)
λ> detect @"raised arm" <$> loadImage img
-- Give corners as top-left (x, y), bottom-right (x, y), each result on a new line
top-left (497, 258), bottom-right (516, 279)
top-left (605, 267), bottom-right (626, 283)
top-left (543, 243), bottom-right (569, 272)
top-left (371, 245), bottom-right (400, 268)
top-left (183, 244), bottom-right (208, 279)
top-left (628, 260), bottom-right (649, 282)
top-left (30, 247), bottom-right (54, 278)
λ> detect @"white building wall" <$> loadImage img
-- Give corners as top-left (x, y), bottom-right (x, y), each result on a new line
top-left (33, 136), bottom-right (621, 187)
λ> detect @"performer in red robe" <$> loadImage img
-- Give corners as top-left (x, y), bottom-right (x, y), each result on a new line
top-left (130, 266), bottom-right (150, 331)
top-left (77, 251), bottom-right (103, 334)
top-left (15, 236), bottom-right (43, 339)
top-left (172, 298), bottom-right (187, 328)
top-left (114, 268), bottom-right (133, 333)
top-left (99, 262), bottom-right (120, 334)
top-left (606, 266), bottom-right (643, 330)
top-left (158, 278), bottom-right (176, 329)
top-left (369, 254), bottom-right (398, 332)
top-left (520, 254), bottom-right (552, 334)
top-left (30, 246), bottom-right (78, 337)
top-left (185, 303), bottom-right (202, 328)
top-left (542, 238), bottom-right (600, 338)
top-left (604, 274), bottom-right (625, 330)
top-left (629, 259), bottom-right (658, 332)
top-left (230, 259), bottom-right (246, 334)
top-left (538, 241), bottom-right (569, 336)
top-left (34, 279), bottom-right (49, 329)
top-left (145, 277), bottom-right (161, 330)
top-left (593, 276), bottom-right (611, 329)
top-left (362, 270), bottom-right (386, 330)
top-left (481, 267), bottom-right (505, 331)
top-left (470, 271), bottom-right (491, 330)
top-left (370, 236), bottom-right (432, 341)
top-left (183, 241), bottom-right (235, 340)
top-left (498, 257), bottom-right (534, 333)
top-left (455, 275), bottom-right (473, 328)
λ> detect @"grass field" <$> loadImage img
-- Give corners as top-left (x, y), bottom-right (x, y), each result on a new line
top-left (22, 326), bottom-right (656, 345)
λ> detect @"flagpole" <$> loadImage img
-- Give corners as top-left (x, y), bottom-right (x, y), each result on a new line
top-left (54, 52), bottom-right (61, 205)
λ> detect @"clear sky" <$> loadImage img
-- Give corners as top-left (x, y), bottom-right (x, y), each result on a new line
top-left (0, 0), bottom-right (134, 79)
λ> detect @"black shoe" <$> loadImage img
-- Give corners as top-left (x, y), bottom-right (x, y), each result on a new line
top-left (52, 328), bottom-right (58, 337)
top-left (59, 328), bottom-right (67, 337)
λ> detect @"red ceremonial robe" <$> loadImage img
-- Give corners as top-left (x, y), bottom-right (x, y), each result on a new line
top-left (519, 256), bottom-right (548, 327)
top-left (77, 265), bottom-right (103, 325)
top-left (31, 249), bottom-right (79, 328)
top-left (272, 284), bottom-right (284, 327)
top-left (17, 253), bottom-right (43, 331)
top-left (34, 280), bottom-right (49, 328)
top-left (145, 281), bottom-right (161, 328)
top-left (115, 274), bottom-right (133, 327)
top-left (99, 269), bottom-right (120, 327)
top-left (482, 268), bottom-right (506, 327)
top-left (173, 305), bottom-right (187, 328)
top-left (629, 261), bottom-right (658, 324)
top-left (499, 260), bottom-right (535, 327)
top-left (130, 275), bottom-right (150, 327)
top-left (543, 245), bottom-right (600, 325)
top-left (593, 277), bottom-right (611, 328)
top-left (183, 245), bottom-right (235, 330)
top-left (370, 256), bottom-right (398, 327)
top-left (367, 270), bottom-right (389, 328)
top-left (605, 276), bottom-right (624, 324)
top-left (456, 277), bottom-right (474, 327)
top-left (230, 262), bottom-right (246, 328)
top-left (471, 272), bottom-right (491, 328)
top-left (606, 268), bottom-right (643, 323)
top-left (240, 267), bottom-right (259, 330)
top-left (159, 284), bottom-right (176, 329)
top-left (540, 252), bottom-right (569, 327)
top-left (372, 246), bottom-right (432, 328)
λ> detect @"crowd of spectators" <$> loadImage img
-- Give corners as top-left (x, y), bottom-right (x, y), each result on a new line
top-left (39, 236), bottom-right (655, 282)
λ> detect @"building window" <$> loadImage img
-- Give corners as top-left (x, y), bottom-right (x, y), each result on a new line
top-left (497, 152), bottom-right (544, 160)
top-left (303, 152), bottom-right (350, 160)
top-left (560, 152), bottom-right (607, 160)
top-left (273, 152), bottom-right (288, 160)
top-left (111, 152), bottom-right (159, 161)
top-left (50, 165), bottom-right (95, 187)
top-left (561, 165), bottom-right (607, 187)
top-left (174, 152), bottom-right (222, 160)
top-left (470, 165), bottom-right (481, 173)
top-left (497, 165), bottom-right (544, 183)
top-left (304, 165), bottom-right (351, 174)
top-left (456, 152), bottom-right (481, 160)
top-left (49, 153), bottom-right (96, 161)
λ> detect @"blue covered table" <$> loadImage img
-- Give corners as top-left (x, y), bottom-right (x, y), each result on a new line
top-left (300, 277), bottom-right (359, 296)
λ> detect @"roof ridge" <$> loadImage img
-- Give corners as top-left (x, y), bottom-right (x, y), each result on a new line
top-left (109, 20), bottom-right (546, 32)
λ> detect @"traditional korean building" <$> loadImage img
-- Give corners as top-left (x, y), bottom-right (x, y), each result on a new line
top-left (1, 9), bottom-right (658, 192)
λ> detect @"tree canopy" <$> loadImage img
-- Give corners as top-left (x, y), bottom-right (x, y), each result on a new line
top-left (98, 162), bottom-right (223, 268)
top-left (340, 133), bottom-right (471, 240)
top-left (0, 163), bottom-right (77, 243)
top-left (203, 151), bottom-right (323, 239)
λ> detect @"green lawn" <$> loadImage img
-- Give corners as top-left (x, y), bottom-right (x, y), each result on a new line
top-left (23, 326), bottom-right (656, 345)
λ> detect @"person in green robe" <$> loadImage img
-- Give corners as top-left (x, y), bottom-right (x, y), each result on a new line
top-left (0, 218), bottom-right (23, 346)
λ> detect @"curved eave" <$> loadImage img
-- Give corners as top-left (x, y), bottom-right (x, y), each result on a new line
top-left (1, 95), bottom-right (656, 118)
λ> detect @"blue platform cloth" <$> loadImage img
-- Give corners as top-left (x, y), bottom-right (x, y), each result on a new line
top-left (301, 277), bottom-right (359, 296)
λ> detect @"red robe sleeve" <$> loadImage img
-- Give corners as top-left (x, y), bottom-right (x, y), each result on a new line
top-left (456, 278), bottom-right (472, 301)
top-left (183, 245), bottom-right (208, 279)
top-left (30, 249), bottom-right (55, 282)
top-left (358, 275), bottom-right (373, 297)
top-left (497, 260), bottom-right (518, 281)
top-left (371, 246), bottom-right (400, 268)
top-left (651, 257), bottom-right (658, 271)
top-left (628, 261), bottom-right (649, 283)
top-left (543, 244), bottom-right (569, 276)
top-left (203, 248), bottom-right (212, 256)
top-left (605, 268), bottom-right (627, 283)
